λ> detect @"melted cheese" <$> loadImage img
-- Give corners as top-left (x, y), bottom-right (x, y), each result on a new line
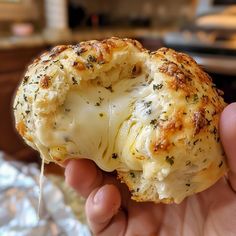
top-left (38, 158), bottom-right (44, 218)
top-left (35, 74), bottom-right (152, 171)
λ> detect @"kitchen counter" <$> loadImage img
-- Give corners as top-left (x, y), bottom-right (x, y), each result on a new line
top-left (72, 28), bottom-right (166, 41)
top-left (0, 34), bottom-right (45, 50)
top-left (0, 28), bottom-right (166, 50)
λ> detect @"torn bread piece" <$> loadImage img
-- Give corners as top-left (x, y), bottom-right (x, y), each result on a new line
top-left (14, 37), bottom-right (227, 203)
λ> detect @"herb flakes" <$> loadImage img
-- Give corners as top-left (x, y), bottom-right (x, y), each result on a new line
top-left (85, 62), bottom-right (94, 69)
top-left (193, 94), bottom-right (199, 103)
top-left (144, 101), bottom-right (152, 108)
top-left (185, 160), bottom-right (191, 166)
top-left (95, 97), bottom-right (104, 106)
top-left (193, 139), bottom-right (199, 145)
top-left (23, 94), bottom-right (28, 102)
top-left (23, 76), bottom-right (29, 85)
top-left (166, 156), bottom-right (174, 165)
top-left (72, 77), bottom-right (78, 85)
top-left (153, 83), bottom-right (163, 91)
top-left (87, 55), bottom-right (97, 63)
top-left (185, 95), bottom-right (190, 103)
top-left (150, 119), bottom-right (158, 128)
top-left (76, 47), bottom-right (87, 56)
top-left (130, 172), bottom-right (135, 178)
top-left (218, 160), bottom-right (223, 168)
top-left (105, 85), bottom-right (114, 92)
top-left (112, 153), bottom-right (118, 159)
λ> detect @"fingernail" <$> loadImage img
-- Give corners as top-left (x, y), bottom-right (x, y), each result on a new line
top-left (93, 188), bottom-right (103, 204)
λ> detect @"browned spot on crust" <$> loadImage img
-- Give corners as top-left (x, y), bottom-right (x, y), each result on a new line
top-left (26, 135), bottom-right (33, 142)
top-left (40, 76), bottom-right (51, 89)
top-left (201, 95), bottom-right (209, 105)
top-left (158, 47), bottom-right (169, 55)
top-left (16, 120), bottom-right (26, 136)
top-left (50, 45), bottom-right (69, 58)
top-left (33, 57), bottom-right (41, 64)
top-left (73, 61), bottom-right (86, 71)
top-left (152, 110), bottom-right (184, 153)
top-left (136, 156), bottom-right (146, 161)
top-left (158, 47), bottom-right (196, 68)
top-left (159, 62), bottom-right (179, 76)
top-left (196, 70), bottom-right (212, 84)
top-left (42, 59), bottom-right (50, 64)
top-left (92, 43), bottom-right (105, 64)
top-left (204, 71), bottom-right (213, 82)
top-left (97, 53), bottom-right (106, 64)
top-left (101, 42), bottom-right (112, 54)
top-left (171, 73), bottom-right (187, 91)
top-left (165, 119), bottom-right (183, 132)
top-left (154, 138), bottom-right (170, 152)
top-left (214, 104), bottom-right (225, 115)
top-left (124, 38), bottom-right (145, 51)
top-left (100, 38), bottom-right (121, 54)
top-left (159, 62), bottom-right (187, 91)
top-left (174, 51), bottom-right (196, 66)
top-left (105, 39), bottom-right (117, 49)
top-left (73, 44), bottom-right (87, 55)
top-left (158, 47), bottom-right (213, 88)
top-left (193, 108), bottom-right (207, 135)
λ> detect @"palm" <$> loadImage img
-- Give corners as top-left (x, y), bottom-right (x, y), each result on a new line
top-left (122, 178), bottom-right (236, 236)
top-left (87, 174), bottom-right (235, 236)
top-left (66, 158), bottom-right (236, 236)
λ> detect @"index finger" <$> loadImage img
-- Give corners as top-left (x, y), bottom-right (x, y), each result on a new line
top-left (220, 102), bottom-right (236, 191)
top-left (65, 159), bottom-right (104, 198)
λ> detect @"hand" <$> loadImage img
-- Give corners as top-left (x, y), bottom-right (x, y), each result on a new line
top-left (65, 103), bottom-right (236, 236)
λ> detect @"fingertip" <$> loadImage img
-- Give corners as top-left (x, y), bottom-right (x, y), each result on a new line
top-left (87, 184), bottom-right (121, 219)
top-left (65, 159), bottom-right (102, 197)
top-left (220, 103), bottom-right (236, 138)
top-left (86, 184), bottom-right (121, 233)
top-left (220, 103), bottom-right (236, 192)
top-left (220, 102), bottom-right (236, 124)
top-left (220, 103), bottom-right (236, 172)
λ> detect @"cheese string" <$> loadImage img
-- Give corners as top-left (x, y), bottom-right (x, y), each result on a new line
top-left (37, 158), bottom-right (45, 219)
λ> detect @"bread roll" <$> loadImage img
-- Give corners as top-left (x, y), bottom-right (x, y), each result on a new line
top-left (14, 37), bottom-right (227, 203)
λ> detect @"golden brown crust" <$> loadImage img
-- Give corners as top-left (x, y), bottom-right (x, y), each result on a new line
top-left (16, 120), bottom-right (26, 136)
top-left (14, 37), bottom-right (227, 204)
top-left (193, 108), bottom-right (207, 135)
top-left (40, 75), bottom-right (51, 89)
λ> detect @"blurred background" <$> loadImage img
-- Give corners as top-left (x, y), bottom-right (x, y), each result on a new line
top-left (0, 0), bottom-right (236, 165)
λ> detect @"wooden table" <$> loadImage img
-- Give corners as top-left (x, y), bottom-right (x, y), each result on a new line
top-left (0, 46), bottom-right (45, 161)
